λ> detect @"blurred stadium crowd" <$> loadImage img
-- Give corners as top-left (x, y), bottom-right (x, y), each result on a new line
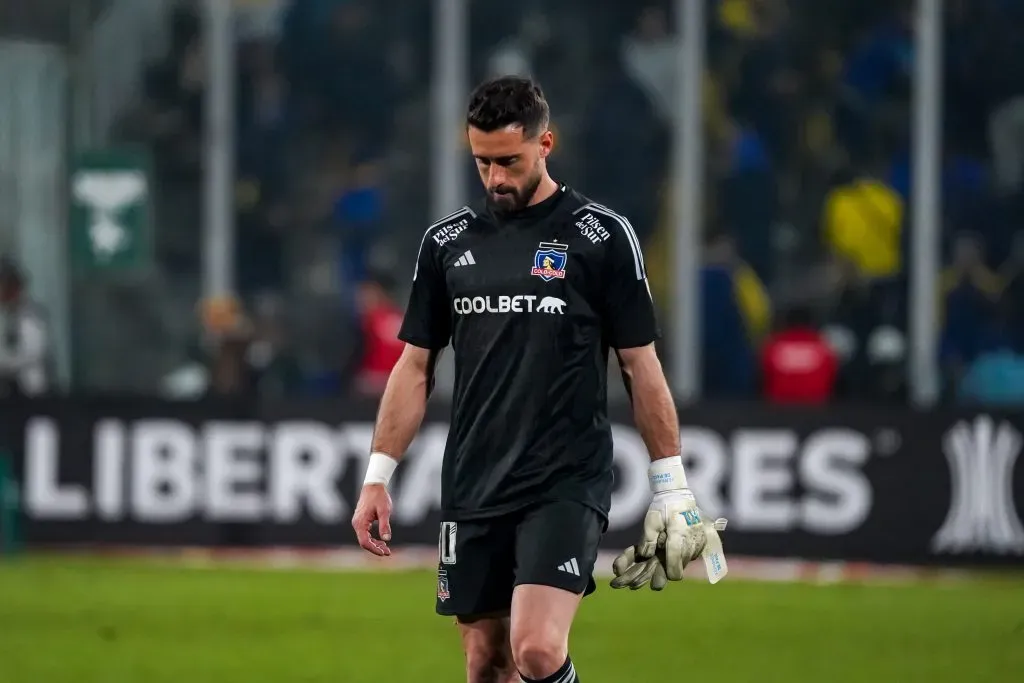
top-left (5, 0), bottom-right (1024, 405)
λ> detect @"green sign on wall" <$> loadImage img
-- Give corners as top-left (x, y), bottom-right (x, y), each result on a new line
top-left (69, 148), bottom-right (153, 272)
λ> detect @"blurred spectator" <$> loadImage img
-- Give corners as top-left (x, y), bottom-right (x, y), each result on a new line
top-left (863, 324), bottom-right (907, 402)
top-left (163, 293), bottom-right (301, 399)
top-left (835, 4), bottom-right (913, 151)
top-left (583, 44), bottom-right (666, 249)
top-left (940, 231), bottom-right (1003, 386)
top-left (484, 11), bottom-right (552, 78)
top-left (234, 41), bottom-right (291, 301)
top-left (957, 302), bottom-right (1024, 406)
top-left (297, 292), bottom-right (364, 398)
top-left (718, 115), bottom-right (779, 283)
top-left (959, 347), bottom-right (1024, 406)
top-left (761, 306), bottom-right (838, 404)
top-left (824, 272), bottom-right (876, 398)
top-left (729, 0), bottom-right (802, 172)
top-left (335, 160), bottom-right (386, 292)
top-left (622, 5), bottom-right (677, 126)
top-left (717, 0), bottom-right (761, 41)
top-left (700, 232), bottom-right (770, 397)
top-left (983, 10), bottom-right (1024, 194)
top-left (0, 257), bottom-right (49, 397)
top-left (822, 160), bottom-right (904, 283)
top-left (316, 2), bottom-right (396, 145)
top-left (137, 5), bottom-right (204, 179)
top-left (245, 292), bottom-right (303, 398)
top-left (885, 142), bottom-right (988, 232)
top-left (989, 101), bottom-right (1024, 194)
top-left (235, 201), bottom-right (287, 300)
top-left (199, 295), bottom-right (257, 397)
top-left (999, 231), bottom-right (1024, 348)
top-left (353, 271), bottom-right (404, 395)
top-left (236, 39), bottom-right (291, 212)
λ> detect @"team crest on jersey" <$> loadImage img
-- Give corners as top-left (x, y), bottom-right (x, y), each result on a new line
top-left (437, 569), bottom-right (451, 602)
top-left (531, 242), bottom-right (568, 281)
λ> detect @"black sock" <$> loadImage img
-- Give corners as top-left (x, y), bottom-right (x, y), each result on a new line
top-left (519, 655), bottom-right (578, 682)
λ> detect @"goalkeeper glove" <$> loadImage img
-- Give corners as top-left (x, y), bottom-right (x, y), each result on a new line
top-left (611, 456), bottom-right (728, 590)
top-left (611, 542), bottom-right (669, 590)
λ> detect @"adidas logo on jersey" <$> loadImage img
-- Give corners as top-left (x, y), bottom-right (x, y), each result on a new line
top-left (453, 250), bottom-right (476, 267)
top-left (557, 558), bottom-right (581, 576)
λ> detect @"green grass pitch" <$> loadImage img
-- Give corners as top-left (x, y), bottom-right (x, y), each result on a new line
top-left (0, 556), bottom-right (1021, 682)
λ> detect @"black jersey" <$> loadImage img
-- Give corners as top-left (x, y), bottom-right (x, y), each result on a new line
top-left (398, 184), bottom-right (660, 521)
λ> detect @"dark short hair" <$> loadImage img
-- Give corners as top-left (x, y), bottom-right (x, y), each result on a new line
top-left (466, 76), bottom-right (550, 138)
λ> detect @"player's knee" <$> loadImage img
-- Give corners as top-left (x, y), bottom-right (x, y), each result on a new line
top-left (462, 629), bottom-right (514, 683)
top-left (511, 631), bottom-right (566, 680)
top-left (465, 644), bottom-right (515, 683)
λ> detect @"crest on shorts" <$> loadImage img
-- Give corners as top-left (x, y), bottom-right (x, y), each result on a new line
top-left (437, 569), bottom-right (451, 602)
top-left (531, 242), bottom-right (568, 281)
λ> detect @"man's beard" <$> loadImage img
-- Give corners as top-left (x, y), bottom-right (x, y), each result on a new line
top-left (487, 168), bottom-right (542, 214)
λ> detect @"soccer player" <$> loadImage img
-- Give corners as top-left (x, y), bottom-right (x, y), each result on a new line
top-left (351, 76), bottom-right (726, 683)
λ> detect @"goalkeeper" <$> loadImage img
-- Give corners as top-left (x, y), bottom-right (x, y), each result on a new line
top-left (351, 75), bottom-right (727, 683)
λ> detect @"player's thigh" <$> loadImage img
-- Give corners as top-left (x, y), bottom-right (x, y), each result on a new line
top-left (509, 583), bottom-right (581, 664)
top-left (456, 613), bottom-right (517, 683)
top-left (509, 501), bottom-right (604, 657)
top-left (436, 517), bottom-right (517, 617)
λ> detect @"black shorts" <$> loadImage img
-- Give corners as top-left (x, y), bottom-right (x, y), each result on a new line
top-left (435, 500), bottom-right (605, 617)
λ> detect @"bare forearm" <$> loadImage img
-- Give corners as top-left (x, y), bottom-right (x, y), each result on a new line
top-left (624, 352), bottom-right (680, 461)
top-left (370, 353), bottom-right (430, 459)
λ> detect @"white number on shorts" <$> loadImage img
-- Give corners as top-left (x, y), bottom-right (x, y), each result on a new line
top-left (439, 522), bottom-right (457, 565)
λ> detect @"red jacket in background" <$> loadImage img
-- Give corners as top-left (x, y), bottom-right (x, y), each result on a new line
top-left (761, 328), bottom-right (838, 404)
top-left (356, 302), bottom-right (404, 392)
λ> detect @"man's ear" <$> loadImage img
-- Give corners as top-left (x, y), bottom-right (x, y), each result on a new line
top-left (539, 129), bottom-right (555, 158)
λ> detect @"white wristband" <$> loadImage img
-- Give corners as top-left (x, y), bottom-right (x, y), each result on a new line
top-left (649, 456), bottom-right (689, 493)
top-left (363, 452), bottom-right (399, 487)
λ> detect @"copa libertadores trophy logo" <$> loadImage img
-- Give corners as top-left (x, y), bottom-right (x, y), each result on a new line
top-left (931, 415), bottom-right (1024, 555)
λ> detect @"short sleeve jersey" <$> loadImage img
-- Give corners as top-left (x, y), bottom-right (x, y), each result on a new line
top-left (399, 185), bottom-right (660, 521)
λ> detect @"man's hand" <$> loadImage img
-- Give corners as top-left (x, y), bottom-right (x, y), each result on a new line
top-left (646, 489), bottom-right (709, 579)
top-left (611, 456), bottom-right (728, 589)
top-left (351, 484), bottom-right (393, 556)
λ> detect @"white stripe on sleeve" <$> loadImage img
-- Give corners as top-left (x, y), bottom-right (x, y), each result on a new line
top-left (413, 206), bottom-right (474, 280)
top-left (579, 203), bottom-right (646, 280)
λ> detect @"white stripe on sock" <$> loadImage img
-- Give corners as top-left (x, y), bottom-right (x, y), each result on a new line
top-left (554, 661), bottom-right (577, 683)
